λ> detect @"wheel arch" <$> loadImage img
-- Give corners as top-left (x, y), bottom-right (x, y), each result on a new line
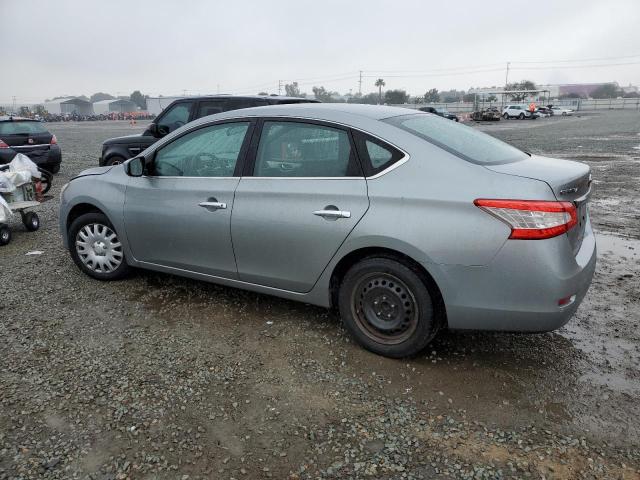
top-left (65, 203), bottom-right (108, 234)
top-left (328, 246), bottom-right (447, 327)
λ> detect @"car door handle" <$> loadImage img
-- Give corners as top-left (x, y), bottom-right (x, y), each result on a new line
top-left (198, 201), bottom-right (227, 210)
top-left (313, 209), bottom-right (351, 219)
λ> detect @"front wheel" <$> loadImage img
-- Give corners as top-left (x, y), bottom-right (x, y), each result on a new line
top-left (518, 113), bottom-right (525, 120)
top-left (0, 225), bottom-right (11, 246)
top-left (502, 113), bottom-right (509, 119)
top-left (105, 156), bottom-right (125, 166)
top-left (338, 257), bottom-right (441, 358)
top-left (68, 212), bottom-right (130, 280)
top-left (22, 212), bottom-right (40, 231)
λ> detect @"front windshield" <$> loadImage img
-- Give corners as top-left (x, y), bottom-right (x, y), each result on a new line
top-left (384, 113), bottom-right (528, 165)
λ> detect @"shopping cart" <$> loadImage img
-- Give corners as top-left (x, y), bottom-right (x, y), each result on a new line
top-left (0, 166), bottom-right (50, 246)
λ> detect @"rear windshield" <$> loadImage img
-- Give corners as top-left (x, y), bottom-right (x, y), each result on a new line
top-left (383, 113), bottom-right (527, 165)
top-left (0, 121), bottom-right (49, 135)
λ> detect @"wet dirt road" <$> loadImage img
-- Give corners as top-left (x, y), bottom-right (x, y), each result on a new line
top-left (1, 113), bottom-right (639, 479)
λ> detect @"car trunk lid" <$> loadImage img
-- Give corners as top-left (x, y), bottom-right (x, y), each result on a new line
top-left (0, 121), bottom-right (53, 159)
top-left (485, 154), bottom-right (591, 255)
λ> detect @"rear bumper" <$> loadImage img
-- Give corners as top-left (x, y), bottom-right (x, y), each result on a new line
top-left (429, 221), bottom-right (597, 332)
top-left (0, 146), bottom-right (61, 169)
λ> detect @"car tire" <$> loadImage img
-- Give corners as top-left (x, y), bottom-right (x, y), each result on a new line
top-left (502, 113), bottom-right (509, 119)
top-left (105, 156), bottom-right (125, 166)
top-left (562, 112), bottom-right (567, 116)
top-left (0, 224), bottom-right (11, 246)
top-left (22, 212), bottom-right (40, 231)
top-left (338, 256), bottom-right (441, 358)
top-left (49, 163), bottom-right (61, 174)
top-left (68, 212), bottom-right (130, 280)
top-left (518, 113), bottom-right (525, 120)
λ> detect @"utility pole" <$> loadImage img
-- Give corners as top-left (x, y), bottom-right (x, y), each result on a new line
top-left (278, 80), bottom-right (283, 95)
top-left (12, 96), bottom-right (16, 113)
top-left (358, 70), bottom-right (363, 96)
top-left (504, 61), bottom-right (511, 88)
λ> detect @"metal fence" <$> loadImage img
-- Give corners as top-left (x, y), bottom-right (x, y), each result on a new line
top-left (391, 97), bottom-right (640, 113)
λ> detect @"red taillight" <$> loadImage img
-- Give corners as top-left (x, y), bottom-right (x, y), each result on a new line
top-left (474, 199), bottom-right (578, 240)
top-left (0, 139), bottom-right (9, 149)
top-left (50, 135), bottom-right (57, 145)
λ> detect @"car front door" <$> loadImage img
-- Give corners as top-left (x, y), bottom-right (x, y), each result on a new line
top-left (231, 119), bottom-right (369, 292)
top-left (123, 120), bottom-right (254, 278)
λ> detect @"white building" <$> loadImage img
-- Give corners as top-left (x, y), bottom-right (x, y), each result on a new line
top-left (44, 97), bottom-right (93, 115)
top-left (93, 98), bottom-right (138, 114)
top-left (146, 96), bottom-right (185, 116)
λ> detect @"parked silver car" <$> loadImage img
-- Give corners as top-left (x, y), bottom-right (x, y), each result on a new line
top-left (60, 104), bottom-right (596, 357)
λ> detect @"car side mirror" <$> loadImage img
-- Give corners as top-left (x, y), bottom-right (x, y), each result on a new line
top-left (127, 156), bottom-right (146, 177)
top-left (156, 124), bottom-right (170, 136)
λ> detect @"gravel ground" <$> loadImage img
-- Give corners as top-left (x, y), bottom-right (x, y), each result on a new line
top-left (1, 112), bottom-right (639, 479)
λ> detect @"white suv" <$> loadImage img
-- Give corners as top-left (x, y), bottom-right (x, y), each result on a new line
top-left (502, 105), bottom-right (537, 120)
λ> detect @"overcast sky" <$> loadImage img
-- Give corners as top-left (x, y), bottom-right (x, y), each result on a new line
top-left (1, 0), bottom-right (639, 103)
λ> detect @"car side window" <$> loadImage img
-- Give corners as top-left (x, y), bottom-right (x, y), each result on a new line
top-left (157, 102), bottom-right (193, 133)
top-left (254, 121), bottom-right (361, 177)
top-left (196, 101), bottom-right (225, 118)
top-left (353, 132), bottom-right (405, 176)
top-left (152, 122), bottom-right (250, 177)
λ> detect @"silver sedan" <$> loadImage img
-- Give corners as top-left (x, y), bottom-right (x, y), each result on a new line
top-left (59, 104), bottom-right (596, 357)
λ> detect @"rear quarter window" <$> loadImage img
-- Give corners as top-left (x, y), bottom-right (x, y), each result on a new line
top-left (0, 121), bottom-right (49, 135)
top-left (383, 113), bottom-right (527, 165)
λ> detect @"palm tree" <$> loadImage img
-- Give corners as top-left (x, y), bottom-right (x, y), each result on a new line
top-left (375, 78), bottom-right (385, 104)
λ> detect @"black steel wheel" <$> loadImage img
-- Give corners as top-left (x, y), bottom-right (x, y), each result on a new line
top-left (22, 211), bottom-right (40, 231)
top-left (0, 224), bottom-right (11, 246)
top-left (338, 256), bottom-right (442, 358)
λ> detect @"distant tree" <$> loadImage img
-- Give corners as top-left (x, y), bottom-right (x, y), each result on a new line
top-left (34, 105), bottom-right (47, 116)
top-left (423, 88), bottom-right (440, 103)
top-left (353, 93), bottom-right (379, 105)
top-left (90, 92), bottom-right (115, 103)
top-left (285, 82), bottom-right (305, 97)
top-left (312, 86), bottom-right (340, 102)
top-left (505, 80), bottom-right (537, 101)
top-left (384, 89), bottom-right (409, 104)
top-left (439, 89), bottom-right (464, 103)
top-left (462, 92), bottom-right (476, 102)
top-left (258, 91), bottom-right (269, 95)
top-left (486, 94), bottom-right (498, 102)
top-left (590, 84), bottom-right (621, 99)
top-left (130, 90), bottom-right (147, 109)
top-left (374, 78), bottom-right (385, 104)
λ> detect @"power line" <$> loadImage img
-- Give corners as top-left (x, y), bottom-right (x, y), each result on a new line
top-left (512, 53), bottom-right (640, 64)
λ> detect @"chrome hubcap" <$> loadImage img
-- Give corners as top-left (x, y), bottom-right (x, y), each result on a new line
top-left (75, 223), bottom-right (123, 273)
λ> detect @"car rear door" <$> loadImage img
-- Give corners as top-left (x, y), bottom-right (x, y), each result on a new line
top-left (231, 119), bottom-right (369, 293)
top-left (123, 120), bottom-right (254, 278)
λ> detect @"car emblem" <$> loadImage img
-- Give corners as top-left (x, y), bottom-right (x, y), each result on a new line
top-left (560, 187), bottom-right (578, 195)
top-left (28, 138), bottom-right (34, 144)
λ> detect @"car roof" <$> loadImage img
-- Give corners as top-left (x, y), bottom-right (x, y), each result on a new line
top-left (172, 94), bottom-right (320, 103)
top-left (0, 116), bottom-right (38, 122)
top-left (195, 103), bottom-right (418, 124)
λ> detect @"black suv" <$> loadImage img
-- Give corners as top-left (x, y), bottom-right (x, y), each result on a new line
top-left (0, 116), bottom-right (62, 173)
top-left (99, 95), bottom-right (318, 166)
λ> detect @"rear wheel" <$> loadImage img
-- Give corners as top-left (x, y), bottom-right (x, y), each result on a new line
top-left (0, 225), bottom-right (11, 246)
top-left (338, 257), bottom-right (441, 358)
top-left (49, 163), bottom-right (61, 174)
top-left (518, 113), bottom-right (525, 120)
top-left (502, 113), bottom-right (509, 119)
top-left (68, 212), bottom-right (130, 280)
